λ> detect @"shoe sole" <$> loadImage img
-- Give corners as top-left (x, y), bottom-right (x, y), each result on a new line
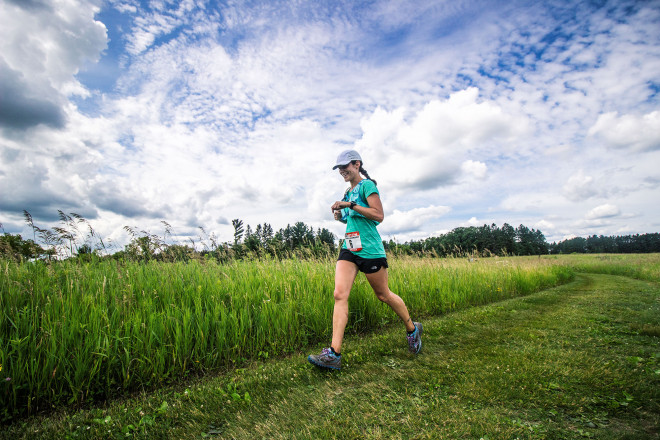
top-left (307, 355), bottom-right (341, 370)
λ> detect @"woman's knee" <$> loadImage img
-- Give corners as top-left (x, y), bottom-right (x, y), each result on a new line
top-left (333, 288), bottom-right (350, 302)
top-left (374, 289), bottom-right (391, 303)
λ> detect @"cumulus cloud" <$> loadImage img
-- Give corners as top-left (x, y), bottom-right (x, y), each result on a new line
top-left (461, 217), bottom-right (482, 227)
top-left (0, 0), bottom-right (107, 132)
top-left (356, 88), bottom-right (526, 195)
top-left (0, 143), bottom-right (94, 222)
top-left (585, 204), bottom-right (621, 220)
top-left (380, 205), bottom-right (452, 235)
top-left (4, 0), bottom-right (51, 10)
top-left (534, 219), bottom-right (554, 232)
top-left (0, 60), bottom-right (65, 130)
top-left (91, 180), bottom-right (168, 219)
top-left (588, 111), bottom-right (660, 152)
top-left (461, 160), bottom-right (488, 180)
top-left (562, 170), bottom-right (598, 202)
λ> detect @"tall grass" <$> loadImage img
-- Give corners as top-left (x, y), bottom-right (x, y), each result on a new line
top-left (547, 253), bottom-right (660, 282)
top-left (0, 255), bottom-right (573, 421)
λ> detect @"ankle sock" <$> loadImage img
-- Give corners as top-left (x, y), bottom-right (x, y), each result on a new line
top-left (330, 347), bottom-right (341, 357)
top-left (407, 325), bottom-right (417, 336)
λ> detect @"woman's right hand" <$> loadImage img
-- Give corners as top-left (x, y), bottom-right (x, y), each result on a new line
top-left (331, 201), bottom-right (348, 211)
top-left (333, 210), bottom-right (342, 221)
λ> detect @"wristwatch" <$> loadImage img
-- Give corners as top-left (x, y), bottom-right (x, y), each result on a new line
top-left (349, 202), bottom-right (356, 210)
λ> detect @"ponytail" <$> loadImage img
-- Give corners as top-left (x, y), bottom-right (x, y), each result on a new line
top-left (358, 164), bottom-right (377, 186)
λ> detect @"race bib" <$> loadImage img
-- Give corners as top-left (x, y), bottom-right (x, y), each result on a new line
top-left (345, 231), bottom-right (362, 252)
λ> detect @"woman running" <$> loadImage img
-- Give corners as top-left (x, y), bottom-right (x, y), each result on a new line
top-left (308, 150), bottom-right (422, 370)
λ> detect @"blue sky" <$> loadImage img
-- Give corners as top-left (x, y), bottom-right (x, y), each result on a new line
top-left (1, 0), bottom-right (659, 250)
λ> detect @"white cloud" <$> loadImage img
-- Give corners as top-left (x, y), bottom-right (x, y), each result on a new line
top-left (357, 88), bottom-right (527, 196)
top-left (534, 219), bottom-right (554, 232)
top-left (562, 170), bottom-right (598, 202)
top-left (123, 0), bottom-right (199, 56)
top-left (461, 217), bottom-right (482, 227)
top-left (381, 205), bottom-right (452, 235)
top-left (400, 88), bottom-right (527, 150)
top-left (461, 160), bottom-right (487, 180)
top-left (0, 0), bottom-right (107, 131)
top-left (588, 111), bottom-right (660, 152)
top-left (585, 204), bottom-right (621, 220)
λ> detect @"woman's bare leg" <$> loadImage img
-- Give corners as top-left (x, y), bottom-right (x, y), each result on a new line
top-left (331, 260), bottom-right (359, 353)
top-left (365, 268), bottom-right (415, 332)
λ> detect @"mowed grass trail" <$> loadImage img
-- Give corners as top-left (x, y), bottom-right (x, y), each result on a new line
top-left (3, 273), bottom-right (659, 439)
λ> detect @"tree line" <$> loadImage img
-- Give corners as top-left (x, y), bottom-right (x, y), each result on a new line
top-left (386, 225), bottom-right (660, 256)
top-left (385, 223), bottom-right (548, 257)
top-left (1, 211), bottom-right (659, 262)
top-left (548, 233), bottom-right (660, 254)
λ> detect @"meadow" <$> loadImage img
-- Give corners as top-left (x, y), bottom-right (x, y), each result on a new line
top-left (0, 254), bottom-right (660, 440)
top-left (0, 254), bottom-right (580, 422)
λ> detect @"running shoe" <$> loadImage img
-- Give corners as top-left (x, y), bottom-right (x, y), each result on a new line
top-left (308, 348), bottom-right (341, 370)
top-left (407, 322), bottom-right (423, 354)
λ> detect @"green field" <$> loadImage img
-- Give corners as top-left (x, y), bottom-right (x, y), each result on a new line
top-left (1, 254), bottom-right (659, 438)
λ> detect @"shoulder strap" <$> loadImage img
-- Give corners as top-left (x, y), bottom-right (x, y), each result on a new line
top-left (358, 179), bottom-right (370, 204)
top-left (342, 187), bottom-right (351, 201)
top-left (343, 180), bottom-right (369, 203)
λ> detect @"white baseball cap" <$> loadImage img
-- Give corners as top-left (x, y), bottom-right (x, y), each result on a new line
top-left (332, 150), bottom-right (362, 170)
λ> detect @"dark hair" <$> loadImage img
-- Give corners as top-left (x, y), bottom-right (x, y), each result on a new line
top-left (343, 161), bottom-right (377, 199)
top-left (357, 162), bottom-right (377, 186)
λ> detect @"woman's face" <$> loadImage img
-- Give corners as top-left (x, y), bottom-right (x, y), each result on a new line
top-left (338, 161), bottom-right (360, 181)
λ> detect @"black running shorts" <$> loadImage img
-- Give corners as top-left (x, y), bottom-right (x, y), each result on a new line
top-left (337, 248), bottom-right (388, 274)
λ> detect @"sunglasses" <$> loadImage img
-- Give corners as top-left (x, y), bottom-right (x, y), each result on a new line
top-left (337, 161), bottom-right (356, 171)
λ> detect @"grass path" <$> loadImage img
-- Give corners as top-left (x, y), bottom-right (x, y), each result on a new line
top-left (3, 273), bottom-right (659, 439)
